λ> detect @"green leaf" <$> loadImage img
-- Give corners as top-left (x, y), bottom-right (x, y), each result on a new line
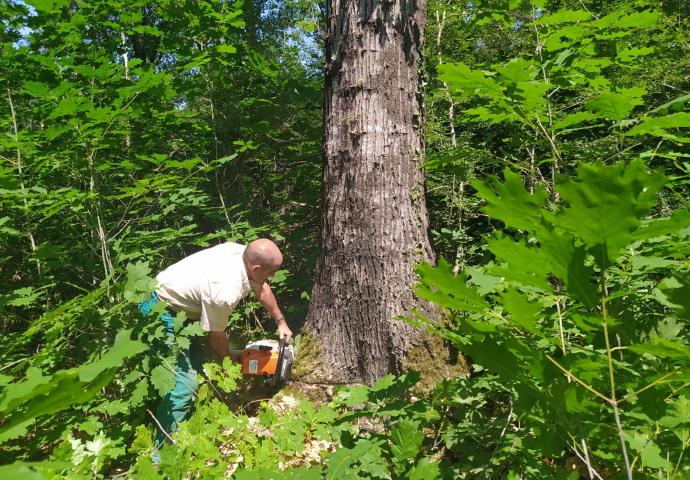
top-left (473, 169), bottom-right (548, 232)
top-left (25, 0), bottom-right (68, 13)
top-left (628, 337), bottom-right (690, 359)
top-left (0, 462), bottom-right (67, 480)
top-left (617, 47), bottom-right (655, 62)
top-left (659, 274), bottom-right (690, 320)
top-left (438, 63), bottom-right (504, 99)
top-left (556, 160), bottom-right (664, 267)
top-left (408, 458), bottom-right (441, 480)
top-left (633, 209), bottom-right (690, 241)
top-left (626, 113), bottom-right (690, 137)
top-left (326, 439), bottom-right (386, 480)
top-left (487, 235), bottom-right (553, 292)
top-left (415, 260), bottom-right (489, 313)
top-left (216, 44), bottom-right (237, 54)
top-left (514, 81), bottom-right (550, 115)
top-left (123, 261), bottom-right (156, 302)
top-left (495, 58), bottom-right (537, 85)
top-left (47, 95), bottom-right (89, 120)
top-left (501, 289), bottom-right (544, 336)
top-left (585, 89), bottom-right (645, 121)
top-left (624, 431), bottom-right (673, 470)
top-left (650, 93), bottom-right (690, 114)
top-left (531, 9), bottom-right (591, 25)
top-left (22, 81), bottom-right (52, 98)
top-left (77, 330), bottom-right (147, 382)
top-left (610, 11), bottom-right (661, 29)
top-left (390, 419), bottom-right (423, 463)
top-left (0, 331), bottom-right (145, 441)
top-left (536, 227), bottom-right (598, 309)
top-left (150, 365), bottom-right (175, 396)
top-left (553, 111), bottom-right (601, 131)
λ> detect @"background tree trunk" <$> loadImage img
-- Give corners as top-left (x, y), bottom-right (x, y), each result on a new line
top-left (302, 0), bottom-right (434, 385)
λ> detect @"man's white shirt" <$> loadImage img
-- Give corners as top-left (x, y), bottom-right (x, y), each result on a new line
top-left (155, 242), bottom-right (251, 332)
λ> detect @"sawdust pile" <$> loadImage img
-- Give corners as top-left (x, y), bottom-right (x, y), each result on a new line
top-left (221, 392), bottom-right (336, 478)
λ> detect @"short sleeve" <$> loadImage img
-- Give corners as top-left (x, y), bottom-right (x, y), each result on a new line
top-left (200, 301), bottom-right (232, 332)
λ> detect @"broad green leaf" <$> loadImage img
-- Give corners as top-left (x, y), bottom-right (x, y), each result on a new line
top-left (150, 365), bottom-right (175, 396)
top-left (617, 47), bottom-right (655, 62)
top-left (536, 227), bottom-right (598, 309)
top-left (408, 458), bottom-right (441, 480)
top-left (633, 209), bottom-right (690, 241)
top-left (216, 44), bottom-right (237, 54)
top-left (531, 9), bottom-right (591, 25)
top-left (25, 0), bottom-right (68, 13)
top-left (514, 81), bottom-right (550, 115)
top-left (487, 235), bottom-right (553, 292)
top-left (589, 9), bottom-right (659, 29)
top-left (610, 11), bottom-right (661, 29)
top-left (22, 81), bottom-right (52, 98)
top-left (659, 274), bottom-right (690, 320)
top-left (495, 58), bottom-right (537, 85)
top-left (333, 385), bottom-right (369, 406)
top-left (326, 439), bottom-right (385, 480)
top-left (466, 267), bottom-right (502, 295)
top-left (553, 111), bottom-right (601, 131)
top-left (464, 106), bottom-right (518, 123)
top-left (562, 384), bottom-right (598, 413)
top-left (355, 445), bottom-right (390, 479)
top-left (473, 169), bottom-right (548, 232)
top-left (47, 95), bottom-right (90, 120)
top-left (0, 331), bottom-right (144, 441)
top-left (556, 161), bottom-right (662, 267)
top-left (585, 89), bottom-right (645, 121)
top-left (628, 337), bottom-right (690, 359)
top-left (371, 374), bottom-right (395, 392)
top-left (0, 461), bottom-right (67, 480)
top-left (77, 329), bottom-right (147, 382)
top-left (415, 260), bottom-right (489, 313)
top-left (624, 431), bottom-right (673, 470)
top-left (650, 93), bottom-right (690, 114)
top-left (543, 25), bottom-right (588, 51)
top-left (235, 466), bottom-right (321, 480)
top-left (390, 419), bottom-right (423, 463)
top-left (631, 256), bottom-right (679, 272)
top-left (627, 113), bottom-right (690, 137)
top-left (123, 261), bottom-right (156, 302)
top-left (501, 289), bottom-right (544, 336)
top-left (438, 63), bottom-right (504, 98)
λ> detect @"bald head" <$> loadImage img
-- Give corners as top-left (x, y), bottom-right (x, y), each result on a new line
top-left (244, 238), bottom-right (283, 272)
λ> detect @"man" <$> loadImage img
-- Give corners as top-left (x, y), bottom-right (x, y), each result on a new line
top-left (138, 238), bottom-right (292, 457)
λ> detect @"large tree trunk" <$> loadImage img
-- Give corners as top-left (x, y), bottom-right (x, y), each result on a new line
top-left (302, 0), bottom-right (434, 385)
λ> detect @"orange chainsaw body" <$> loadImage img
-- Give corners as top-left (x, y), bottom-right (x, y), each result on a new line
top-left (240, 339), bottom-right (294, 383)
top-left (240, 342), bottom-right (280, 376)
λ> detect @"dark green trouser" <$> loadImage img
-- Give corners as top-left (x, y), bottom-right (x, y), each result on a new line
top-left (138, 292), bottom-right (203, 455)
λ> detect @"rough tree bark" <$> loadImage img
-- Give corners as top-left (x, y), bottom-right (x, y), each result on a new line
top-left (301, 0), bottom-right (437, 385)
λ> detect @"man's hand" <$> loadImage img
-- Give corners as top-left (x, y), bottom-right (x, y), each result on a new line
top-left (252, 281), bottom-right (292, 343)
top-left (277, 318), bottom-right (293, 343)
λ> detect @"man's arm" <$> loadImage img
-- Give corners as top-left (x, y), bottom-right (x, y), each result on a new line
top-left (207, 331), bottom-right (242, 362)
top-left (251, 281), bottom-right (293, 342)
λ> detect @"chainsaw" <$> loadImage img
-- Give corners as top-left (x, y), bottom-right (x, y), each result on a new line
top-left (239, 337), bottom-right (294, 386)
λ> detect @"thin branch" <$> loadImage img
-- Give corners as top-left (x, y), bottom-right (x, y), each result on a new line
top-left (621, 370), bottom-right (680, 403)
top-left (600, 266), bottom-right (632, 479)
top-left (546, 355), bottom-right (610, 403)
top-left (571, 438), bottom-right (604, 480)
top-left (147, 409), bottom-right (176, 444)
top-left (555, 296), bottom-right (567, 355)
top-left (0, 357), bottom-right (28, 372)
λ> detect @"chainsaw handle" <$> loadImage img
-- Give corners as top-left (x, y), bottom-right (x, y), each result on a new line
top-left (270, 337), bottom-right (287, 386)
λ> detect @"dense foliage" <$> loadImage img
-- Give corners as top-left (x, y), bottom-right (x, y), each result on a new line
top-left (1, 0), bottom-right (688, 478)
